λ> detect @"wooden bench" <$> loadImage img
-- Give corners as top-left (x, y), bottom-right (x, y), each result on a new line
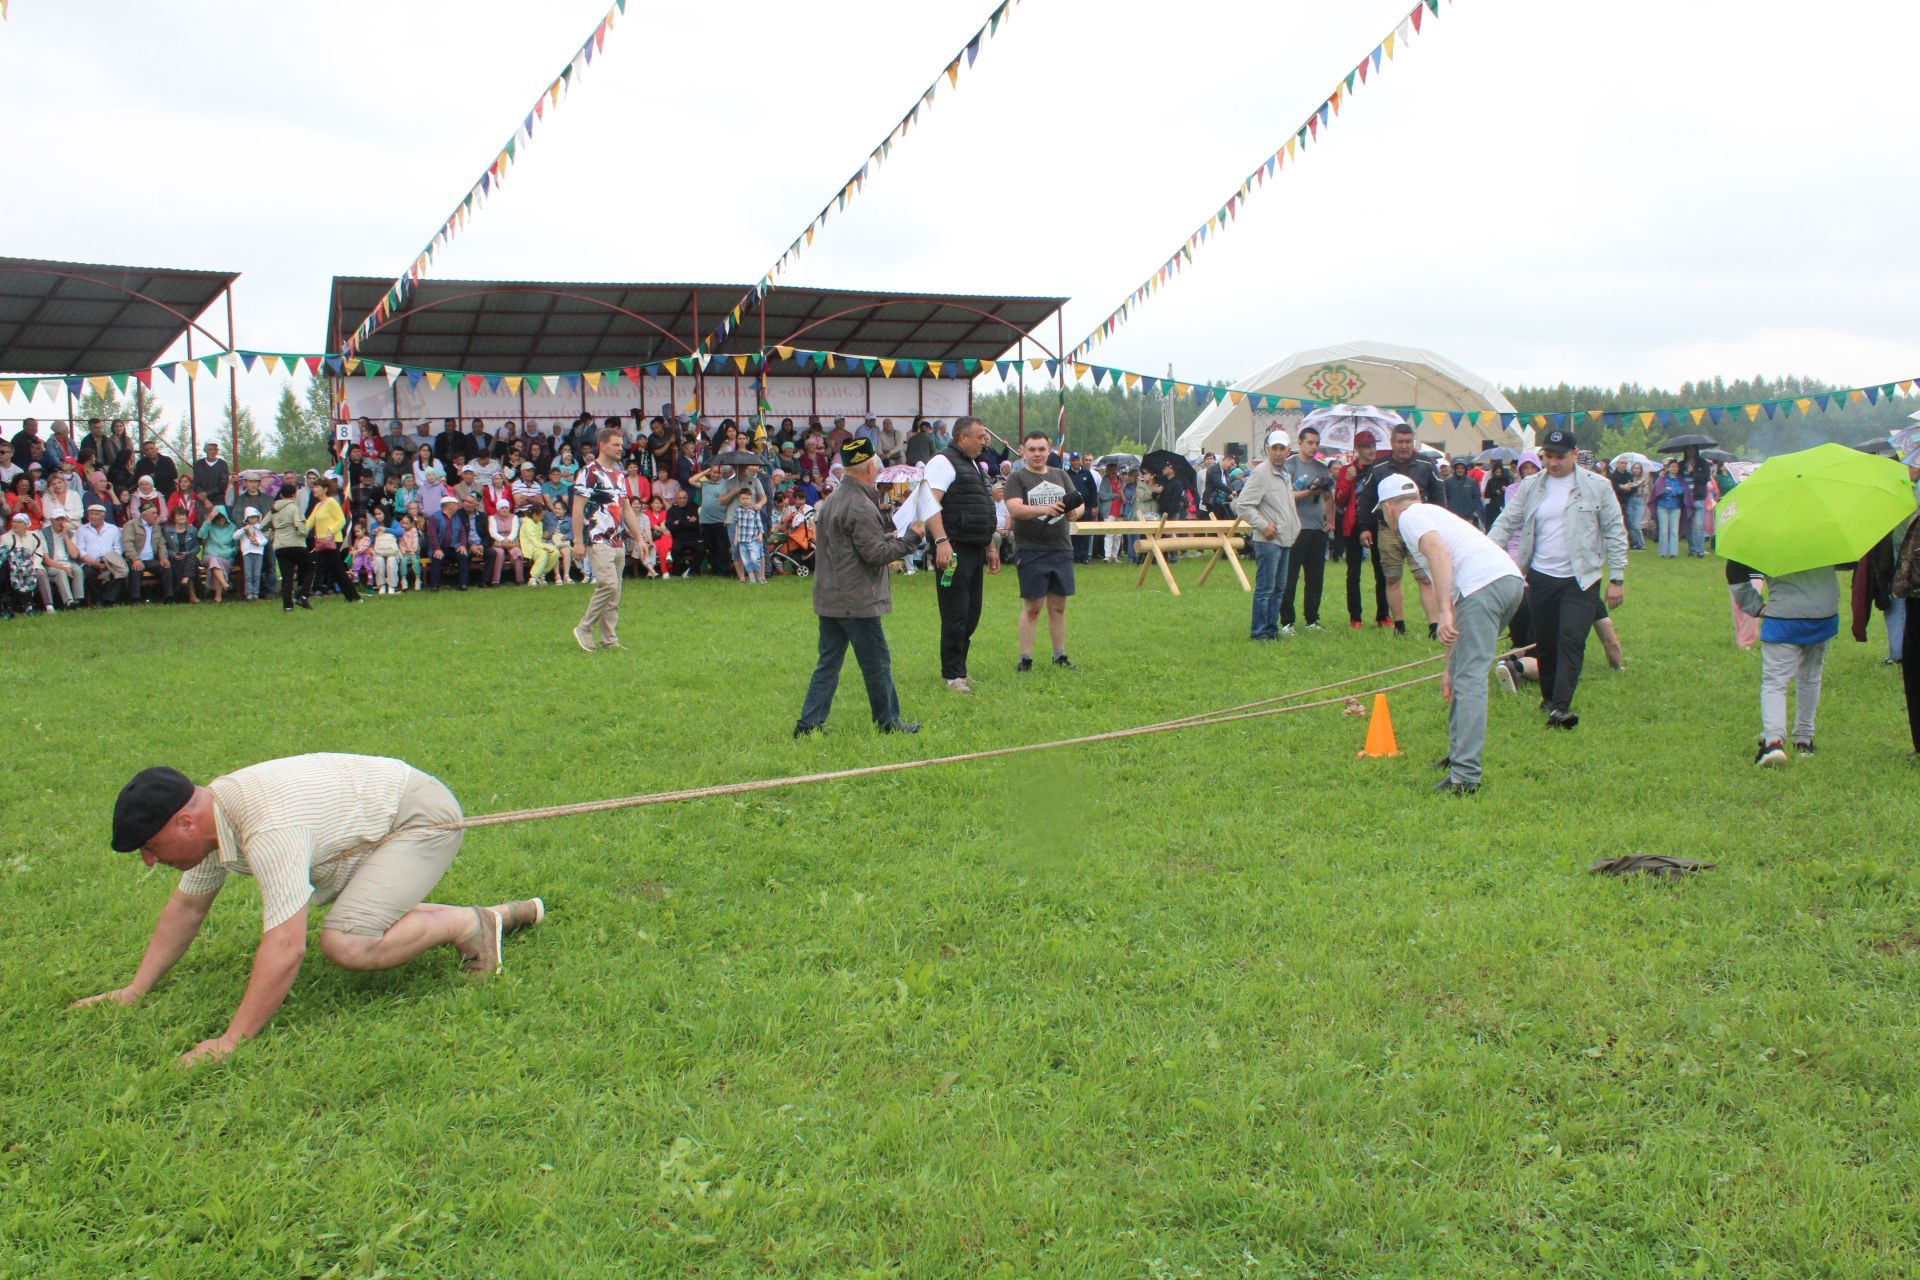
top-left (1069, 517), bottom-right (1250, 597)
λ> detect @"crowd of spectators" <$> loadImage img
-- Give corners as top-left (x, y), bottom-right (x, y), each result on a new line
top-left (0, 411), bottom-right (975, 617)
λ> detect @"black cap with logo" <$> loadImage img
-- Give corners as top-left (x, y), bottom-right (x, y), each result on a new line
top-left (1540, 426), bottom-right (1578, 454)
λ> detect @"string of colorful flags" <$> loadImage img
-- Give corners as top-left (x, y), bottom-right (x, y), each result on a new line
top-left (340, 0), bottom-right (628, 358)
top-left (5, 346), bottom-right (1915, 439)
top-left (1072, 0), bottom-right (1450, 358)
top-left (691, 0), bottom-right (1023, 362)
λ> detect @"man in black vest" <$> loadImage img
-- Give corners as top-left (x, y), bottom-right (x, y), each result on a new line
top-left (924, 416), bottom-right (1001, 693)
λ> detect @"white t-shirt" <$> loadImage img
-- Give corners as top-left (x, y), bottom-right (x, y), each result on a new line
top-left (1529, 472), bottom-right (1576, 577)
top-left (1395, 502), bottom-right (1521, 602)
top-left (924, 453), bottom-right (956, 494)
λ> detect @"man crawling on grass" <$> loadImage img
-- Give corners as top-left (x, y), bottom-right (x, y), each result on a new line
top-left (72, 753), bottom-right (544, 1067)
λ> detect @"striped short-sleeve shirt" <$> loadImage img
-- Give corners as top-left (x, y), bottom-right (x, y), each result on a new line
top-left (178, 754), bottom-right (415, 932)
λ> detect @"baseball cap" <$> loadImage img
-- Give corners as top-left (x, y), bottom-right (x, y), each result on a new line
top-left (1265, 429), bottom-right (1290, 449)
top-left (1541, 426), bottom-right (1578, 454)
top-left (1372, 474), bottom-right (1422, 510)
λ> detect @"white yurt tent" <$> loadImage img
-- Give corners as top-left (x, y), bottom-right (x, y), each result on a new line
top-left (1174, 340), bottom-right (1525, 460)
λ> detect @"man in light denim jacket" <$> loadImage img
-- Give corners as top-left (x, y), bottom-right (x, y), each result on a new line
top-left (1486, 426), bottom-right (1627, 729)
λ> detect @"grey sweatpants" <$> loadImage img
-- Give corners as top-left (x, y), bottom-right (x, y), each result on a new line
top-left (1447, 574), bottom-right (1525, 785)
top-left (1760, 639), bottom-right (1828, 744)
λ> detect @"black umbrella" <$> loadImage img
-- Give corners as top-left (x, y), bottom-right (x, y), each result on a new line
top-left (1657, 433), bottom-right (1718, 452)
top-left (712, 450), bottom-right (763, 466)
top-left (1142, 449), bottom-right (1198, 495)
top-left (1701, 449), bottom-right (1736, 464)
top-left (1095, 452), bottom-right (1141, 470)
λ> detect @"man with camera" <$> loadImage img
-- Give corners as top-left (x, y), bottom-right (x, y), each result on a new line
top-left (1280, 423), bottom-right (1335, 634)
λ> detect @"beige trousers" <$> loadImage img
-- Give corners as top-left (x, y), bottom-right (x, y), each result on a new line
top-left (323, 771), bottom-right (465, 937)
top-left (578, 543), bottom-right (624, 643)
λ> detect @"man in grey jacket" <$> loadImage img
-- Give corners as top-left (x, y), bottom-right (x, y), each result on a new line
top-left (1486, 426), bottom-right (1627, 729)
top-left (794, 439), bottom-right (925, 737)
top-left (1233, 430), bottom-right (1303, 640)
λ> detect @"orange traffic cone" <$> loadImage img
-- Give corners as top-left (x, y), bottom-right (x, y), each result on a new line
top-left (1357, 694), bottom-right (1399, 758)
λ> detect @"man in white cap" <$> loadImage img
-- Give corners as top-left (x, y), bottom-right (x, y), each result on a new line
top-left (43, 510), bottom-right (84, 607)
top-left (1232, 429), bottom-right (1303, 641)
top-left (74, 502), bottom-right (128, 604)
top-left (1375, 473), bottom-right (1525, 794)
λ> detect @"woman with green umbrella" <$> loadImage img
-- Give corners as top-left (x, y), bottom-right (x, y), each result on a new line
top-left (1718, 444), bottom-right (1918, 765)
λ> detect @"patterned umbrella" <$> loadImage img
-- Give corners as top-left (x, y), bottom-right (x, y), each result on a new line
top-left (1298, 404), bottom-right (1403, 452)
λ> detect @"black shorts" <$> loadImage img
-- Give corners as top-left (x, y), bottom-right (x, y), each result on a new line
top-left (1016, 549), bottom-right (1075, 600)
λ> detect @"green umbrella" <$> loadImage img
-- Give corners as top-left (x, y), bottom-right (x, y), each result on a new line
top-left (1714, 443), bottom-right (1916, 576)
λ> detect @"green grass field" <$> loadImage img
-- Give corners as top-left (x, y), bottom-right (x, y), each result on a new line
top-left (6, 554), bottom-right (1920, 1278)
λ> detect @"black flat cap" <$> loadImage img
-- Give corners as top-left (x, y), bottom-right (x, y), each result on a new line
top-left (111, 767), bottom-right (194, 852)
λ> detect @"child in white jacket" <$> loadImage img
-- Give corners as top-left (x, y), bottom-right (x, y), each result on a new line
top-left (236, 507), bottom-right (270, 600)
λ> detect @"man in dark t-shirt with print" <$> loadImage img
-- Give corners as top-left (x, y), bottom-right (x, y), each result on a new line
top-left (1004, 430), bottom-right (1086, 673)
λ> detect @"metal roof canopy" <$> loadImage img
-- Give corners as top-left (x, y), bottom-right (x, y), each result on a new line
top-left (327, 276), bottom-right (1068, 374)
top-left (0, 256), bottom-right (240, 375)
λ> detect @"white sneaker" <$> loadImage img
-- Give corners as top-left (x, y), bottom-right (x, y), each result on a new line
top-left (1495, 659), bottom-right (1517, 694)
top-left (1280, 624), bottom-right (1295, 637)
top-left (946, 678), bottom-right (973, 694)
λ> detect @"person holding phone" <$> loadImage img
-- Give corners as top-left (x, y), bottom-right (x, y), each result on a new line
top-left (1281, 424), bottom-right (1335, 633)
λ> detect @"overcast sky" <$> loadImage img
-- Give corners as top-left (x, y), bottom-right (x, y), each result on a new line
top-left (4, 0), bottom-right (1916, 431)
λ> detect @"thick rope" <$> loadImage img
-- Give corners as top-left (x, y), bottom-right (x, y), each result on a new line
top-left (1151, 643), bottom-right (1533, 730)
top-left (437, 647), bottom-right (1530, 835)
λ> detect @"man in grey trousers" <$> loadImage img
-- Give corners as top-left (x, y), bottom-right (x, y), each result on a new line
top-left (1375, 474), bottom-right (1525, 795)
top-left (793, 438), bottom-right (925, 737)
